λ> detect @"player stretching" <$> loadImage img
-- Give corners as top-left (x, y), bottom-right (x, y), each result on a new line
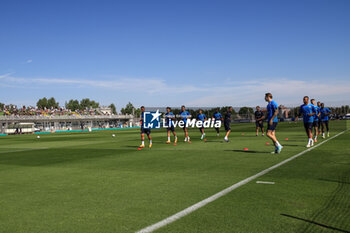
top-left (224, 106), bottom-right (233, 142)
top-left (297, 96), bottom-right (316, 147)
top-left (311, 99), bottom-right (320, 142)
top-left (254, 106), bottom-right (265, 136)
top-left (139, 106), bottom-right (152, 148)
top-left (180, 105), bottom-right (191, 143)
top-left (165, 107), bottom-right (177, 144)
top-left (264, 93), bottom-right (282, 154)
top-left (197, 109), bottom-right (207, 140)
top-left (212, 108), bottom-right (223, 136)
top-left (320, 103), bottom-right (331, 138)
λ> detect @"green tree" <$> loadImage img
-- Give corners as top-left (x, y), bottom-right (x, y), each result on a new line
top-left (65, 99), bottom-right (80, 111)
top-left (47, 97), bottom-right (59, 108)
top-left (37, 97), bottom-right (48, 109)
top-left (80, 98), bottom-right (91, 110)
top-left (121, 102), bottom-right (135, 115)
top-left (0, 102), bottom-right (4, 111)
top-left (238, 107), bottom-right (254, 115)
top-left (109, 103), bottom-right (117, 114)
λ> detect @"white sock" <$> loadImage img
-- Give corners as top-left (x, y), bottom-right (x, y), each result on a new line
top-left (168, 137), bottom-right (170, 141)
top-left (308, 138), bottom-right (312, 144)
top-left (142, 141), bottom-right (145, 145)
top-left (275, 141), bottom-right (281, 147)
top-left (314, 136), bottom-right (317, 139)
top-left (150, 140), bottom-right (152, 144)
top-left (224, 136), bottom-right (228, 140)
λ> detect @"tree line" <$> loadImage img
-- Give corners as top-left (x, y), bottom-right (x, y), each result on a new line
top-left (120, 102), bottom-right (257, 118)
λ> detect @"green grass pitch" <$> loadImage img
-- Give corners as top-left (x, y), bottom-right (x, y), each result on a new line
top-left (0, 121), bottom-right (349, 233)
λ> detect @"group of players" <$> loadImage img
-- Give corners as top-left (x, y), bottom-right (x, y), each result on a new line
top-left (139, 93), bottom-right (332, 153)
top-left (138, 105), bottom-right (233, 148)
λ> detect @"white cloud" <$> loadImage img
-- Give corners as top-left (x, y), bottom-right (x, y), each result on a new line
top-left (26, 59), bottom-right (32, 63)
top-left (0, 72), bottom-right (15, 79)
top-left (186, 79), bottom-right (350, 107)
top-left (1, 74), bottom-right (349, 107)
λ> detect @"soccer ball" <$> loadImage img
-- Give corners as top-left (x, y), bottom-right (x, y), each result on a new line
top-left (112, 134), bottom-right (115, 137)
top-left (37, 136), bottom-right (40, 139)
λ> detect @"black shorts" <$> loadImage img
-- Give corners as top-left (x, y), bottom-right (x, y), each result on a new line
top-left (141, 127), bottom-right (151, 135)
top-left (312, 121), bottom-right (319, 128)
top-left (256, 121), bottom-right (264, 128)
top-left (224, 122), bottom-right (231, 131)
top-left (167, 125), bottom-right (175, 132)
top-left (267, 122), bottom-right (278, 131)
top-left (304, 122), bottom-right (313, 131)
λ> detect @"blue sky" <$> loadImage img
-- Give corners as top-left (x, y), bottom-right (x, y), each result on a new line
top-left (1, 0), bottom-right (349, 110)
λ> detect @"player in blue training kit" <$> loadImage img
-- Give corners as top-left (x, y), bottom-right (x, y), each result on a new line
top-left (180, 105), bottom-right (191, 143)
top-left (317, 101), bottom-right (322, 136)
top-left (212, 109), bottom-right (223, 136)
top-left (311, 99), bottom-right (321, 142)
top-left (139, 106), bottom-right (152, 148)
top-left (164, 107), bottom-right (178, 144)
top-left (224, 107), bottom-right (233, 142)
top-left (197, 109), bottom-right (207, 140)
top-left (297, 96), bottom-right (316, 148)
top-left (320, 103), bottom-right (331, 138)
top-left (263, 93), bottom-right (282, 154)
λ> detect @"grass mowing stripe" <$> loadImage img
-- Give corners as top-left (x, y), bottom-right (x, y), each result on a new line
top-left (135, 129), bottom-right (348, 233)
top-left (0, 148), bottom-right (48, 154)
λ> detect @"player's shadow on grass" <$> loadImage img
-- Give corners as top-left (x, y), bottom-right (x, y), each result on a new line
top-left (204, 140), bottom-right (224, 143)
top-left (318, 178), bottom-right (350, 185)
top-left (125, 145), bottom-right (141, 148)
top-left (226, 149), bottom-right (266, 153)
top-left (280, 213), bottom-right (350, 233)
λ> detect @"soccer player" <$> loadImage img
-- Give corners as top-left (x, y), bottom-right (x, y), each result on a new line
top-left (320, 103), bottom-right (331, 138)
top-left (165, 107), bottom-right (177, 144)
top-left (139, 106), bottom-right (152, 148)
top-left (311, 99), bottom-right (320, 142)
top-left (317, 101), bottom-right (322, 136)
top-left (180, 105), bottom-right (191, 143)
top-left (197, 109), bottom-right (207, 140)
top-left (212, 108), bottom-right (223, 136)
top-left (224, 106), bottom-right (233, 142)
top-left (264, 93), bottom-right (283, 153)
top-left (297, 96), bottom-right (316, 147)
top-left (254, 106), bottom-right (265, 136)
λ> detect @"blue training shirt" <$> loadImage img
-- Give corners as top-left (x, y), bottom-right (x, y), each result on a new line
top-left (197, 113), bottom-right (206, 122)
top-left (213, 112), bottom-right (222, 121)
top-left (300, 104), bottom-right (316, 123)
top-left (267, 100), bottom-right (278, 123)
top-left (180, 111), bottom-right (190, 124)
top-left (320, 107), bottom-right (331, 121)
top-left (313, 105), bottom-right (320, 122)
top-left (165, 112), bottom-right (175, 126)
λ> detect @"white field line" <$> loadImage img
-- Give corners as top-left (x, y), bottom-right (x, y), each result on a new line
top-left (135, 130), bottom-right (348, 233)
top-left (256, 181), bottom-right (275, 184)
